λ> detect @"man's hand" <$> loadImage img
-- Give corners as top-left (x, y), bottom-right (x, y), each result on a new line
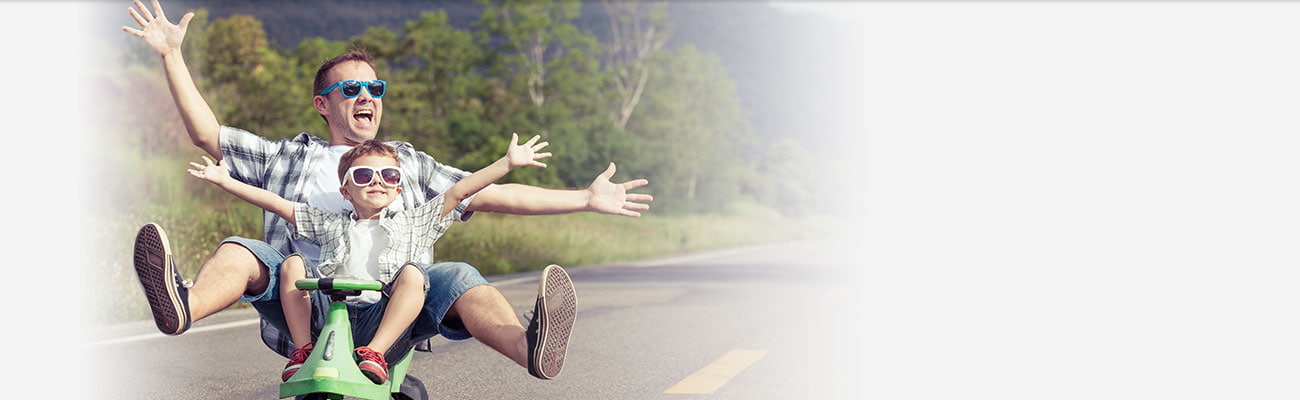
top-left (506, 133), bottom-right (552, 170)
top-left (123, 0), bottom-right (193, 58)
top-left (586, 163), bottom-right (652, 218)
top-left (187, 156), bottom-right (232, 187)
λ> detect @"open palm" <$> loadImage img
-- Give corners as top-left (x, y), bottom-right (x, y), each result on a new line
top-left (586, 163), bottom-right (653, 218)
top-left (506, 133), bottom-right (552, 170)
top-left (186, 156), bottom-right (231, 186)
top-left (123, 0), bottom-right (193, 56)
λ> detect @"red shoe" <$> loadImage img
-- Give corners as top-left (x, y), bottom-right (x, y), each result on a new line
top-left (354, 346), bottom-right (388, 384)
top-left (281, 342), bottom-right (315, 382)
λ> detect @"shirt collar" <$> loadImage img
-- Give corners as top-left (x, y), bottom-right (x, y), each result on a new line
top-left (348, 207), bottom-right (398, 223)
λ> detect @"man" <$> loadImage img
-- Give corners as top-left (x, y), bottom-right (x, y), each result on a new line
top-left (123, 0), bottom-right (652, 381)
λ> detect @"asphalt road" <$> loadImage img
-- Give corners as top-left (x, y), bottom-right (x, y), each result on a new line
top-left (92, 240), bottom-right (867, 399)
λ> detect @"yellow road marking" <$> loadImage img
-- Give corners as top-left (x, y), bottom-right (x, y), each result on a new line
top-left (664, 349), bottom-right (768, 394)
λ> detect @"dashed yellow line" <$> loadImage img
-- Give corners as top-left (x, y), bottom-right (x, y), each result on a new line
top-left (664, 349), bottom-right (768, 394)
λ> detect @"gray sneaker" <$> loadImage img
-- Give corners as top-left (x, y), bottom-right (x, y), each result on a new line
top-left (132, 223), bottom-right (192, 335)
top-left (525, 265), bottom-right (577, 379)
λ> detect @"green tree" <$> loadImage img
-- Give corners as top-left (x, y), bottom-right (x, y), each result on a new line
top-left (349, 26), bottom-right (402, 61)
top-left (624, 45), bottom-right (751, 214)
top-left (293, 37), bottom-right (351, 132)
top-left (203, 14), bottom-right (303, 139)
top-left (474, 0), bottom-right (607, 187)
top-left (383, 11), bottom-right (487, 165)
top-left (599, 0), bottom-right (669, 130)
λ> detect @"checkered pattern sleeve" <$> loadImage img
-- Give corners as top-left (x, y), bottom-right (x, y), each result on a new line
top-left (398, 194), bottom-right (458, 257)
top-left (392, 143), bottom-right (477, 222)
top-left (218, 126), bottom-right (280, 187)
top-left (289, 203), bottom-right (339, 243)
top-left (219, 128), bottom-right (325, 256)
top-left (414, 194), bottom-right (458, 233)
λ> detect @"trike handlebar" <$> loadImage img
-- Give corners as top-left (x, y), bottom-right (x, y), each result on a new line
top-left (295, 277), bottom-right (384, 292)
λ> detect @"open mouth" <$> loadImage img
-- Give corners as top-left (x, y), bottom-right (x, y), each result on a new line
top-left (354, 110), bottom-right (374, 126)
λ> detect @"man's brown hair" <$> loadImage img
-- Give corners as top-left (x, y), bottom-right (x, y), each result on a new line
top-left (313, 49), bottom-right (376, 97)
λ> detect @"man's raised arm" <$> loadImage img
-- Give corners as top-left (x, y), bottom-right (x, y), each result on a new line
top-left (123, 0), bottom-right (222, 159)
top-left (468, 163), bottom-right (653, 218)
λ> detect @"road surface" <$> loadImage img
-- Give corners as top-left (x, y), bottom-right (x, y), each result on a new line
top-left (92, 240), bottom-right (867, 399)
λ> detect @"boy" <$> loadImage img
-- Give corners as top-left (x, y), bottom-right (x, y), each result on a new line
top-left (185, 134), bottom-right (553, 384)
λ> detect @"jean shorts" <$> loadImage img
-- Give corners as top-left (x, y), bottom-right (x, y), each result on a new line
top-left (220, 237), bottom-right (490, 360)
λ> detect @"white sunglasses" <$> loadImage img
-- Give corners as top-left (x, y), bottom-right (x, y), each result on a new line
top-left (344, 166), bottom-right (403, 187)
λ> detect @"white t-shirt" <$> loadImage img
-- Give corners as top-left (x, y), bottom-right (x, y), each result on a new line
top-left (339, 219), bottom-right (386, 303)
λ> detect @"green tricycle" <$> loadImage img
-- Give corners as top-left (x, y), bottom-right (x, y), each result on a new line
top-left (280, 277), bottom-right (427, 400)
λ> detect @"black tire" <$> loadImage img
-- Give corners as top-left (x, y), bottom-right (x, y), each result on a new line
top-left (392, 375), bottom-right (428, 400)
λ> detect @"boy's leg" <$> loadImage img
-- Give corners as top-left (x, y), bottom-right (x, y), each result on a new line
top-left (279, 255), bottom-right (313, 348)
top-left (278, 254), bottom-right (319, 382)
top-left (351, 264), bottom-right (426, 384)
top-left (367, 264), bottom-right (427, 354)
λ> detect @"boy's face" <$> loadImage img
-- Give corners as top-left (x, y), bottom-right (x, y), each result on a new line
top-left (340, 154), bottom-right (403, 214)
top-left (315, 60), bottom-right (383, 146)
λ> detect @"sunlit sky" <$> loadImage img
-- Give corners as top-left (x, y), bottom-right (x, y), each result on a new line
top-left (6, 2), bottom-right (1298, 398)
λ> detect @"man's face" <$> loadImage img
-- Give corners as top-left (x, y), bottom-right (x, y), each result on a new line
top-left (315, 60), bottom-right (383, 146)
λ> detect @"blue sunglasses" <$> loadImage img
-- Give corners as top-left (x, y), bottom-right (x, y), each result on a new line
top-left (318, 80), bottom-right (387, 98)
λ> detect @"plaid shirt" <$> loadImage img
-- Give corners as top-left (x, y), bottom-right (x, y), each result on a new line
top-left (218, 126), bottom-right (475, 357)
top-left (219, 126), bottom-right (475, 257)
top-left (291, 197), bottom-right (456, 285)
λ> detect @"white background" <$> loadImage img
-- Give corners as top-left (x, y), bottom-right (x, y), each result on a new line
top-left (842, 3), bottom-right (1300, 399)
top-left (4, 2), bottom-right (1299, 398)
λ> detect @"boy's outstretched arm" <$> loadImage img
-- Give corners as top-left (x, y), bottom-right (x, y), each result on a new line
top-left (188, 156), bottom-right (298, 225)
top-left (442, 133), bottom-right (551, 218)
top-left (123, 0), bottom-right (222, 158)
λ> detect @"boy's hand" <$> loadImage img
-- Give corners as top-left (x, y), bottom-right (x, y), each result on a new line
top-left (187, 156), bottom-right (232, 186)
top-left (507, 133), bottom-right (551, 170)
top-left (123, 0), bottom-right (194, 58)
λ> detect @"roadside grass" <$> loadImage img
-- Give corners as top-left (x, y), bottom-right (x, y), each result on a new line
top-left (435, 209), bottom-right (825, 275)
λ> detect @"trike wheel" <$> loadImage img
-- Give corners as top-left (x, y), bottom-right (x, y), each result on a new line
top-left (392, 375), bottom-right (428, 400)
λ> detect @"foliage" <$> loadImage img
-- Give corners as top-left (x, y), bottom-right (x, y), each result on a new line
top-left (623, 44), bottom-right (751, 214)
top-left (119, 3), bottom-right (819, 208)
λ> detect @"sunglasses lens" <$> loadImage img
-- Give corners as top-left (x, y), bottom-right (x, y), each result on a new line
top-left (351, 168), bottom-right (375, 185)
top-left (367, 81), bottom-right (386, 97)
top-left (380, 168), bottom-right (401, 186)
top-left (341, 80), bottom-right (362, 97)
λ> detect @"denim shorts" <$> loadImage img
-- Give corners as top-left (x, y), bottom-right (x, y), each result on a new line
top-left (220, 237), bottom-right (490, 360)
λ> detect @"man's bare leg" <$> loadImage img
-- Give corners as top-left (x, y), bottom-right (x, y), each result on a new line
top-left (187, 242), bottom-right (271, 322)
top-left (449, 265), bottom-right (576, 379)
top-left (134, 223), bottom-right (271, 335)
top-left (449, 285), bottom-right (529, 367)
